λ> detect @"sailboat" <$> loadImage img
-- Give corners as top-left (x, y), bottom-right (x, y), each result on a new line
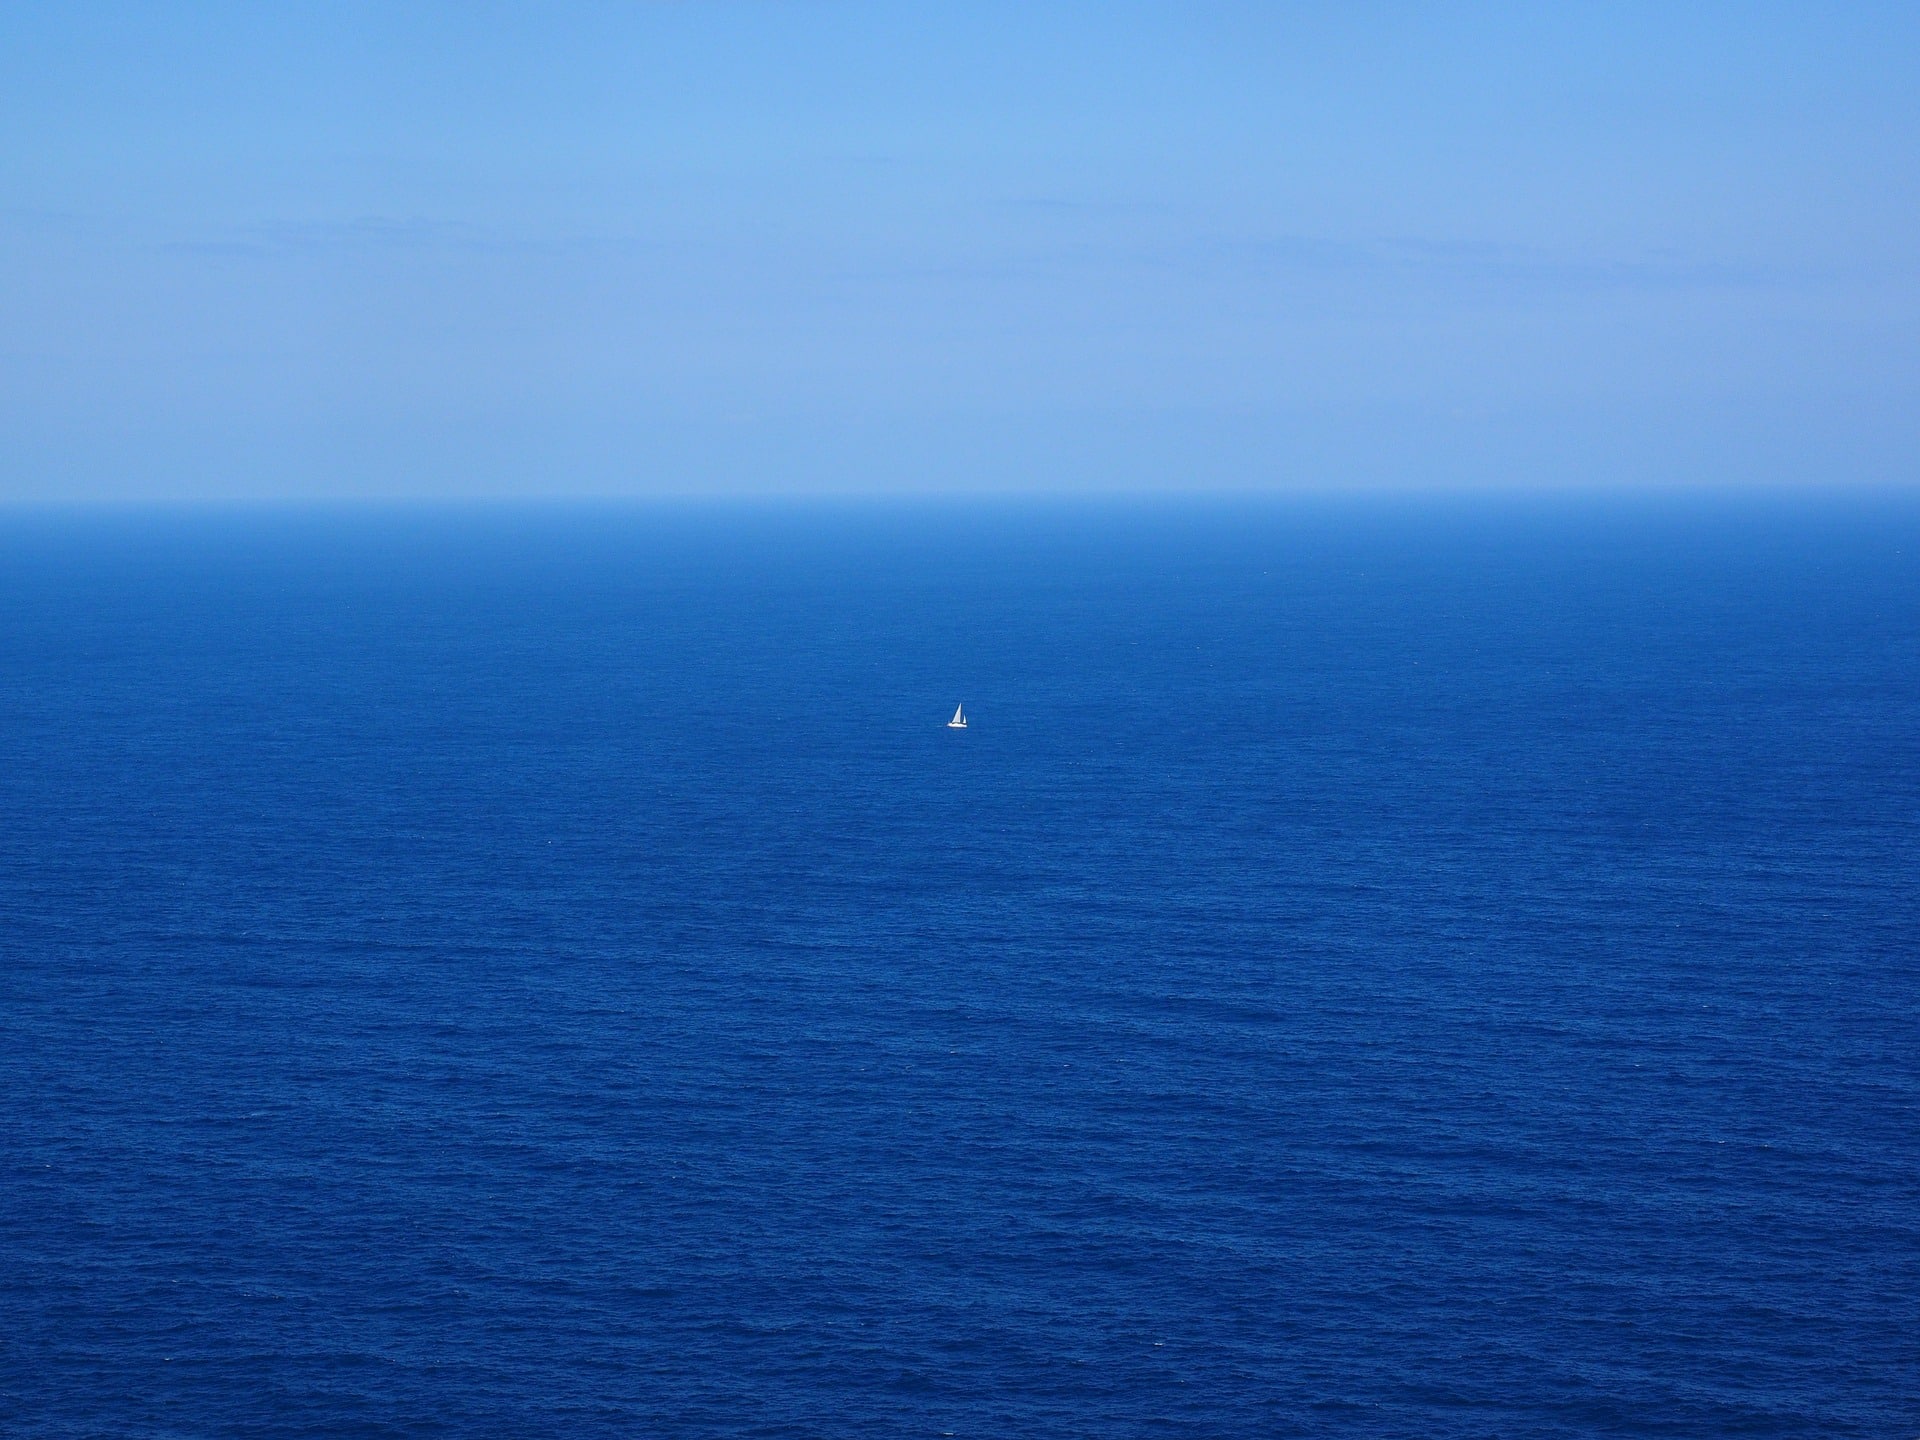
top-left (947, 703), bottom-right (967, 729)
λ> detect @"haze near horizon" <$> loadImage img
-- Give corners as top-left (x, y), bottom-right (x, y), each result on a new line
top-left (3, 3), bottom-right (1917, 501)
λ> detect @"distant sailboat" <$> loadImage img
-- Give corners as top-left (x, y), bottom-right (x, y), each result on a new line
top-left (947, 703), bottom-right (967, 729)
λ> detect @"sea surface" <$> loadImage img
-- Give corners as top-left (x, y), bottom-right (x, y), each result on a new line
top-left (2, 495), bottom-right (1917, 1438)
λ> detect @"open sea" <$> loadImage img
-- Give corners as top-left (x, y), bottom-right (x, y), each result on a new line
top-left (2, 495), bottom-right (1916, 1438)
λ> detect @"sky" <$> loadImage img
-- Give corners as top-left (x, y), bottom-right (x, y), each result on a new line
top-left (2, 2), bottom-right (1917, 500)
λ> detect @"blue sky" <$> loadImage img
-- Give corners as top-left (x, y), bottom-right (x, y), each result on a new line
top-left (2, 3), bottom-right (1917, 499)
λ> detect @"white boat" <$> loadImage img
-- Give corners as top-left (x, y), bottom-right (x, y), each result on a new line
top-left (947, 703), bottom-right (967, 729)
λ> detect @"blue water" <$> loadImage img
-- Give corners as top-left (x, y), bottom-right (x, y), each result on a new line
top-left (2, 497), bottom-right (1917, 1437)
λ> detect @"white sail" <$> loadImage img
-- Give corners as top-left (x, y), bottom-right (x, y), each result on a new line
top-left (948, 703), bottom-right (966, 728)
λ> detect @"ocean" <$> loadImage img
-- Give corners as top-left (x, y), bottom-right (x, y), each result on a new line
top-left (2, 495), bottom-right (1916, 1437)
